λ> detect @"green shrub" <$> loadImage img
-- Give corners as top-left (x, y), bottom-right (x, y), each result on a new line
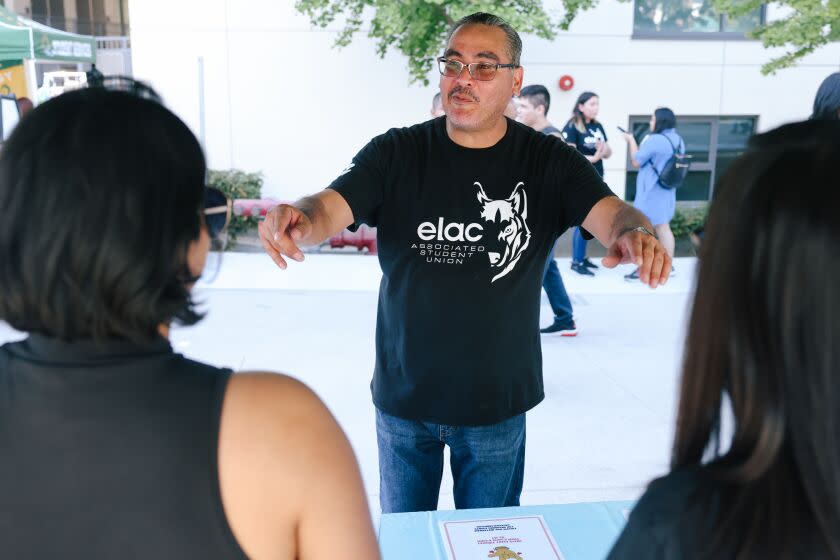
top-left (670, 205), bottom-right (708, 239)
top-left (206, 169), bottom-right (263, 247)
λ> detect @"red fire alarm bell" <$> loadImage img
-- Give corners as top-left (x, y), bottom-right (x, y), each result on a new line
top-left (558, 75), bottom-right (574, 91)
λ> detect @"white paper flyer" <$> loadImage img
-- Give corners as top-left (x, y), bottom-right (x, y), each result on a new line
top-left (439, 515), bottom-right (564, 560)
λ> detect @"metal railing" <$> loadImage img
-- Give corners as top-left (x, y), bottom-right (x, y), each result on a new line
top-left (95, 36), bottom-right (130, 50)
top-left (29, 14), bottom-right (129, 37)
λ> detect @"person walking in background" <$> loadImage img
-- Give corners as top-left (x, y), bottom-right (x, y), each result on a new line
top-left (516, 84), bottom-right (578, 336)
top-left (431, 92), bottom-right (445, 117)
top-left (562, 91), bottom-right (611, 276)
top-left (811, 72), bottom-right (840, 120)
top-left (504, 96), bottom-right (518, 119)
top-left (621, 107), bottom-right (683, 280)
top-left (608, 119), bottom-right (840, 560)
top-left (15, 96), bottom-right (33, 117)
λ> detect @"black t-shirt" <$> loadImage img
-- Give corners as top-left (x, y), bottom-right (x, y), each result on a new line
top-left (329, 116), bottom-right (614, 426)
top-left (607, 468), bottom-right (720, 560)
top-left (561, 121), bottom-right (608, 177)
top-left (608, 467), bottom-right (829, 559)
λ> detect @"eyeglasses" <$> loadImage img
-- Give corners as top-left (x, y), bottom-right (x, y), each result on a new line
top-left (203, 187), bottom-right (231, 240)
top-left (437, 57), bottom-right (519, 81)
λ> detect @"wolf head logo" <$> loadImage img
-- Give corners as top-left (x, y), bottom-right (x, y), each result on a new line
top-left (476, 181), bottom-right (531, 283)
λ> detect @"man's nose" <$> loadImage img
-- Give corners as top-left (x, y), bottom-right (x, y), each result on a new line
top-left (454, 65), bottom-right (474, 86)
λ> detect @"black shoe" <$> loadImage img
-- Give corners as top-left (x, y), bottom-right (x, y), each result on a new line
top-left (571, 261), bottom-right (595, 276)
top-left (540, 320), bottom-right (578, 336)
top-left (624, 268), bottom-right (640, 281)
top-left (582, 257), bottom-right (599, 269)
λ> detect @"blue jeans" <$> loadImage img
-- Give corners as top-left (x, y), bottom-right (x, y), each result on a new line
top-left (572, 227), bottom-right (588, 263)
top-left (376, 408), bottom-right (526, 514)
top-left (542, 249), bottom-right (574, 324)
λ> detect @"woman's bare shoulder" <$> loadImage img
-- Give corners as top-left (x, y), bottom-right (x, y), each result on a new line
top-left (216, 371), bottom-right (378, 559)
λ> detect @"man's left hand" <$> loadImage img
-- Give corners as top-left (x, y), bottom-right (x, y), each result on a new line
top-left (602, 229), bottom-right (671, 288)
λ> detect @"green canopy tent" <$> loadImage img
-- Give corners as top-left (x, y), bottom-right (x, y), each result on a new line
top-left (0, 5), bottom-right (96, 64)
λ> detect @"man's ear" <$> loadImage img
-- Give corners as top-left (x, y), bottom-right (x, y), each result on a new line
top-left (512, 66), bottom-right (523, 96)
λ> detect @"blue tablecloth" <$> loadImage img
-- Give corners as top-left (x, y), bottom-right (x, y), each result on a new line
top-left (379, 501), bottom-right (634, 560)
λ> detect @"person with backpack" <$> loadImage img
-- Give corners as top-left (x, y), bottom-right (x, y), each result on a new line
top-left (621, 107), bottom-right (685, 280)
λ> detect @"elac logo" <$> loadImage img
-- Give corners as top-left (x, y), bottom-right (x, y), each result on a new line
top-left (417, 218), bottom-right (483, 242)
top-left (476, 182), bottom-right (530, 282)
top-left (415, 182), bottom-right (530, 282)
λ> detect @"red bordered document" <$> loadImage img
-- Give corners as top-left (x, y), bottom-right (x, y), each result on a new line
top-left (439, 515), bottom-right (565, 560)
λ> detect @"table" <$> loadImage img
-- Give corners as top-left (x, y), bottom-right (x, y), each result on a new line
top-left (379, 501), bottom-right (634, 560)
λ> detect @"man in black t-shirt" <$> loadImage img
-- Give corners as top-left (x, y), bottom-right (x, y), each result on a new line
top-left (260, 12), bottom-right (671, 514)
top-left (517, 84), bottom-right (579, 336)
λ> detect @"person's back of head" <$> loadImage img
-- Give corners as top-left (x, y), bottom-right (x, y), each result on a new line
top-left (653, 107), bottom-right (677, 133)
top-left (811, 72), bottom-right (840, 121)
top-left (674, 119), bottom-right (840, 558)
top-left (0, 84), bottom-right (207, 343)
top-left (0, 82), bottom-right (381, 560)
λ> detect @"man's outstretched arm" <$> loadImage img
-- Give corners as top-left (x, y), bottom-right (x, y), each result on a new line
top-left (258, 189), bottom-right (354, 269)
top-left (582, 196), bottom-right (671, 288)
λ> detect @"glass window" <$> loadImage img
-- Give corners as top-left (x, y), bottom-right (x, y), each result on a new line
top-left (676, 171), bottom-right (712, 201)
top-left (624, 115), bottom-right (757, 202)
top-left (724, 10), bottom-right (763, 32)
top-left (630, 121), bottom-right (711, 162)
top-left (634, 0), bottom-right (763, 35)
top-left (679, 122), bottom-right (712, 163)
top-left (714, 117), bottom-right (755, 182)
top-left (625, 170), bottom-right (712, 202)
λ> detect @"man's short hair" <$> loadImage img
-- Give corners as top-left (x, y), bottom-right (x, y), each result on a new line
top-left (0, 86), bottom-right (207, 342)
top-left (520, 84), bottom-right (550, 116)
top-left (432, 92), bottom-right (442, 110)
top-left (447, 12), bottom-right (522, 66)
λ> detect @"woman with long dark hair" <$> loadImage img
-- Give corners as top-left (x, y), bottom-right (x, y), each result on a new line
top-left (621, 107), bottom-right (682, 279)
top-left (0, 82), bottom-right (379, 559)
top-left (812, 72), bottom-right (840, 120)
top-left (562, 91), bottom-right (612, 276)
top-left (608, 119), bottom-right (840, 559)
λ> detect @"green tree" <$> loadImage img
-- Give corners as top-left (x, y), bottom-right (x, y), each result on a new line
top-left (296, 0), bottom-right (839, 84)
top-left (294, 0), bottom-right (563, 84)
top-left (714, 0), bottom-right (840, 74)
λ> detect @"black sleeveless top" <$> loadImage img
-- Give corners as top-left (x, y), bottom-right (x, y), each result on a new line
top-left (0, 334), bottom-right (249, 559)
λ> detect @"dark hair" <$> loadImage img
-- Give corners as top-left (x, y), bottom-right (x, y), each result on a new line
top-left (0, 85), bottom-right (207, 342)
top-left (570, 91), bottom-right (599, 132)
top-left (519, 84), bottom-right (550, 115)
top-left (447, 12), bottom-right (522, 66)
top-left (811, 72), bottom-right (840, 121)
top-left (673, 120), bottom-right (840, 558)
top-left (653, 107), bottom-right (677, 132)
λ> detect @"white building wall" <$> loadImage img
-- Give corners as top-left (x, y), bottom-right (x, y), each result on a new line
top-left (128, 0), bottom-right (840, 201)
